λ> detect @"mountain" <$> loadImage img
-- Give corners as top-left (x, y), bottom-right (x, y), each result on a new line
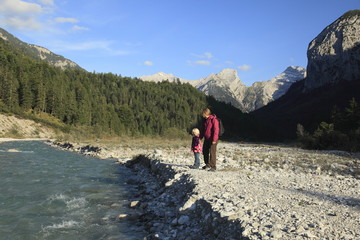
top-left (305, 10), bottom-right (360, 91)
top-left (192, 69), bottom-right (248, 110)
top-left (140, 66), bottom-right (306, 112)
top-left (244, 66), bottom-right (306, 111)
top-left (139, 72), bottom-right (188, 83)
top-left (250, 10), bottom-right (360, 140)
top-left (0, 28), bottom-right (82, 70)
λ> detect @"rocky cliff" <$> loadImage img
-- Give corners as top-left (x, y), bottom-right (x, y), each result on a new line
top-left (305, 10), bottom-right (360, 91)
top-left (251, 10), bottom-right (360, 140)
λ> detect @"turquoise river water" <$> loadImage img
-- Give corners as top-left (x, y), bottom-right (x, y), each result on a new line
top-left (0, 141), bottom-right (144, 240)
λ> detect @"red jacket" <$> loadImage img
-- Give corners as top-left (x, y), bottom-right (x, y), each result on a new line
top-left (201, 114), bottom-right (219, 142)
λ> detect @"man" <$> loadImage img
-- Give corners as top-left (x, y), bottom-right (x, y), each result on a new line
top-left (200, 108), bottom-right (219, 172)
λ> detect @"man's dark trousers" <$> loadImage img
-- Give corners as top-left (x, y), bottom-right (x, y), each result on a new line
top-left (203, 139), bottom-right (217, 169)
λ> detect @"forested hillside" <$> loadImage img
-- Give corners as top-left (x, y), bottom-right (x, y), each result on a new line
top-left (0, 38), bottom-right (244, 138)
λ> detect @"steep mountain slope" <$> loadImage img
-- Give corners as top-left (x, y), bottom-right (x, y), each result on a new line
top-left (140, 67), bottom-right (305, 112)
top-left (0, 28), bottom-right (82, 70)
top-left (239, 66), bottom-right (306, 111)
top-left (193, 69), bottom-right (248, 110)
top-left (250, 10), bottom-right (360, 140)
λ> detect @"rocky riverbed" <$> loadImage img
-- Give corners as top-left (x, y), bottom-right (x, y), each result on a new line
top-left (49, 140), bottom-right (360, 240)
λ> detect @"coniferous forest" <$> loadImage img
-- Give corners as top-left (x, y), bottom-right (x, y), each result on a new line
top-left (0, 37), bottom-right (245, 139)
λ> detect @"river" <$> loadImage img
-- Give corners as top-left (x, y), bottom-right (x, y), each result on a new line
top-left (0, 141), bottom-right (144, 240)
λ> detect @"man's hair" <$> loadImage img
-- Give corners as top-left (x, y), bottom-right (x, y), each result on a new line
top-left (202, 108), bottom-right (211, 115)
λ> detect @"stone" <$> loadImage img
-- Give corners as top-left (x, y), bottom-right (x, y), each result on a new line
top-left (178, 215), bottom-right (190, 225)
top-left (118, 214), bottom-right (127, 219)
top-left (130, 200), bottom-right (140, 208)
top-left (270, 230), bottom-right (282, 239)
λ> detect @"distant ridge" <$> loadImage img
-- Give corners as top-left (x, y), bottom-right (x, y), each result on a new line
top-left (0, 28), bottom-right (82, 71)
top-left (140, 66), bottom-right (306, 112)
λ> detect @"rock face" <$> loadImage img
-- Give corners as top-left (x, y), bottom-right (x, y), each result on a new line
top-left (194, 69), bottom-right (248, 109)
top-left (140, 67), bottom-right (306, 112)
top-left (305, 10), bottom-right (360, 91)
top-left (242, 66), bottom-right (306, 111)
top-left (0, 28), bottom-right (82, 70)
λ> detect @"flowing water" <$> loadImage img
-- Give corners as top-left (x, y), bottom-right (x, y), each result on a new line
top-left (0, 141), bottom-right (144, 240)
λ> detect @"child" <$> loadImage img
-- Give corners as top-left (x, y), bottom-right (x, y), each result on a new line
top-left (191, 128), bottom-right (202, 168)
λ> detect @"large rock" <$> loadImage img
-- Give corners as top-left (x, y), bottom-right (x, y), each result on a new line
top-left (305, 10), bottom-right (360, 91)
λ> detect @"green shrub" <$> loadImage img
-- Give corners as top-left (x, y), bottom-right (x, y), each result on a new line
top-left (162, 127), bottom-right (190, 140)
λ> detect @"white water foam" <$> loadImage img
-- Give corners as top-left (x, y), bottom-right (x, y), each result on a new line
top-left (44, 220), bottom-right (81, 230)
top-left (66, 197), bottom-right (87, 210)
top-left (47, 193), bottom-right (68, 202)
top-left (47, 194), bottom-right (88, 210)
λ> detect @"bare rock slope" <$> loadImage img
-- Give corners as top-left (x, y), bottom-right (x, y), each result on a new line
top-left (305, 10), bottom-right (360, 91)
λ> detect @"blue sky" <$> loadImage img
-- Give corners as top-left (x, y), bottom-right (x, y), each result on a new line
top-left (0, 0), bottom-right (359, 86)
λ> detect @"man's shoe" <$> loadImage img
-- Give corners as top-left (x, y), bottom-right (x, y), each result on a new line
top-left (203, 166), bottom-right (211, 170)
top-left (202, 165), bottom-right (210, 169)
top-left (190, 165), bottom-right (200, 169)
top-left (209, 168), bottom-right (216, 172)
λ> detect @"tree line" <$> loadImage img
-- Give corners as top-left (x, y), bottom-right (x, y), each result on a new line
top-left (0, 38), bottom-right (244, 138)
top-left (297, 98), bottom-right (360, 152)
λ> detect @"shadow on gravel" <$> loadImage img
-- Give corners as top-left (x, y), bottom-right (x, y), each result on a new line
top-left (288, 188), bottom-right (360, 209)
top-left (125, 154), bottom-right (248, 240)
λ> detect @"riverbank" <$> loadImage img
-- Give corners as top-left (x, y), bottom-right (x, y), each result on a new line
top-left (49, 139), bottom-right (360, 240)
top-left (0, 114), bottom-right (56, 139)
top-left (0, 138), bottom-right (50, 143)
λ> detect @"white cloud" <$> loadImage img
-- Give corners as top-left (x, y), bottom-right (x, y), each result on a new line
top-left (50, 40), bottom-right (131, 56)
top-left (58, 41), bottom-right (113, 51)
top-left (144, 61), bottom-right (153, 66)
top-left (225, 61), bottom-right (234, 65)
top-left (187, 60), bottom-right (212, 66)
top-left (0, 0), bottom-right (43, 15)
top-left (55, 17), bottom-right (79, 23)
top-left (0, 0), bottom-right (45, 30)
top-left (195, 60), bottom-right (211, 66)
top-left (71, 25), bottom-right (89, 32)
top-left (191, 52), bottom-right (213, 59)
top-left (237, 64), bottom-right (251, 71)
top-left (0, 0), bottom-right (82, 33)
top-left (38, 0), bottom-right (54, 5)
top-left (204, 52), bottom-right (213, 59)
top-left (0, 16), bottom-right (42, 30)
